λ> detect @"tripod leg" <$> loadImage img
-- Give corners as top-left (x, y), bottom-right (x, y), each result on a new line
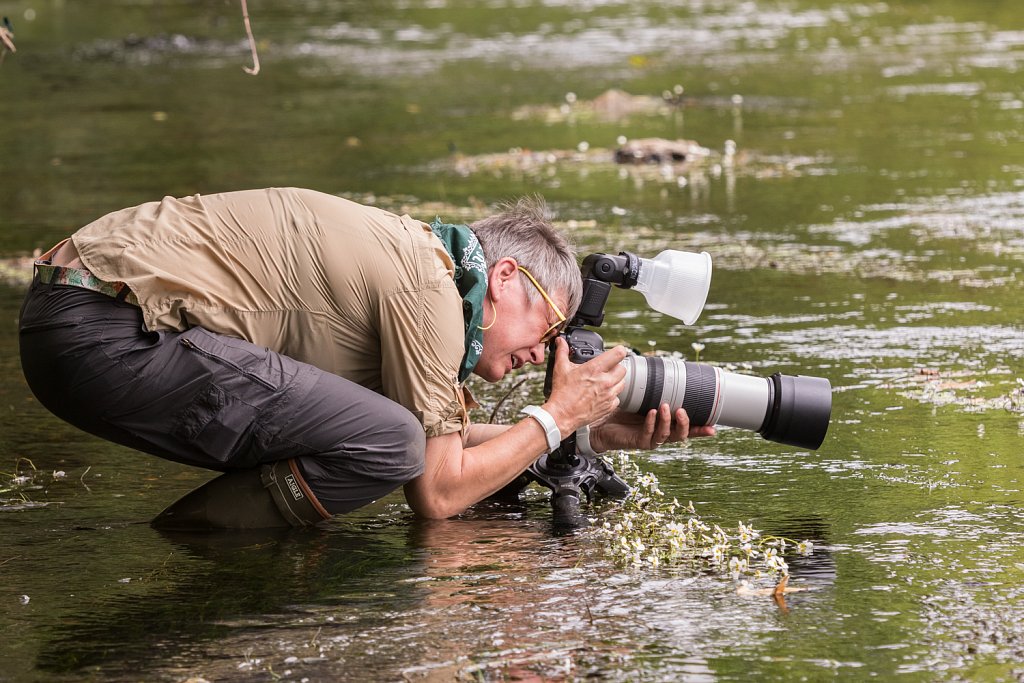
top-left (551, 488), bottom-right (588, 527)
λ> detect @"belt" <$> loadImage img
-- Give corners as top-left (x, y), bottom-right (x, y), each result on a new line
top-left (34, 262), bottom-right (140, 306)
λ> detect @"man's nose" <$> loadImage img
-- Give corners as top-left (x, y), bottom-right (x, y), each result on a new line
top-left (527, 341), bottom-right (546, 365)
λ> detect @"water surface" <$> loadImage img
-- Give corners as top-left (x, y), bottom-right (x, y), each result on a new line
top-left (1, 0), bottom-right (1023, 680)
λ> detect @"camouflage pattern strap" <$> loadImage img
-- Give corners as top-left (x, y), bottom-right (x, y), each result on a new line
top-left (34, 262), bottom-right (140, 306)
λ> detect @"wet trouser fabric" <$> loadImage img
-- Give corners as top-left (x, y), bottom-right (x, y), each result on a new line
top-left (19, 279), bottom-right (427, 517)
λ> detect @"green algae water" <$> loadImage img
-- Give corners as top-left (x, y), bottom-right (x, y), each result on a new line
top-left (1, 1), bottom-right (1023, 680)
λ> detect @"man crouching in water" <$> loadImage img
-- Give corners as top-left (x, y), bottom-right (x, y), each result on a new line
top-left (19, 188), bottom-right (714, 528)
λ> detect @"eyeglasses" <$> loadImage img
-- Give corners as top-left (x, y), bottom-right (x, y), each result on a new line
top-left (517, 266), bottom-right (567, 344)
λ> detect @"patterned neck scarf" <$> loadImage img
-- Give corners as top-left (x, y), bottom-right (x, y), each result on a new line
top-left (429, 219), bottom-right (488, 383)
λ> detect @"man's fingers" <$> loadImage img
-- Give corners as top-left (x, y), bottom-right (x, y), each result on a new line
top-left (643, 408), bottom-right (658, 443)
top-left (650, 404), bottom-right (669, 445)
top-left (552, 336), bottom-right (570, 362)
top-left (590, 344), bottom-right (629, 371)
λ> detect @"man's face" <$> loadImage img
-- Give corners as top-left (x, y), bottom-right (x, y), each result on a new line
top-left (474, 261), bottom-right (568, 382)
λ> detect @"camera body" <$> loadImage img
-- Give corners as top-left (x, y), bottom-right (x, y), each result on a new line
top-left (566, 328), bottom-right (605, 364)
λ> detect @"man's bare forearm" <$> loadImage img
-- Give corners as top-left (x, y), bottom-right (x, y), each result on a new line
top-left (463, 422), bottom-right (512, 447)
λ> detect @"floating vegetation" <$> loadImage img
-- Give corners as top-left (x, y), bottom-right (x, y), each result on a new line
top-left (435, 143), bottom-right (830, 187)
top-left (1, 458), bottom-right (68, 510)
top-left (587, 452), bottom-right (812, 584)
top-left (889, 369), bottom-right (1024, 414)
top-left (512, 88), bottom-right (675, 124)
top-left (808, 191), bottom-right (1024, 259)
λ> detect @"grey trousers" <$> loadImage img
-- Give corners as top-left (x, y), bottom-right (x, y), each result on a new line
top-left (18, 279), bottom-right (426, 515)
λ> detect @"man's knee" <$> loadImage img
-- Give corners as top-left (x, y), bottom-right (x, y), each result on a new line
top-left (335, 403), bottom-right (425, 484)
top-left (387, 410), bottom-right (425, 483)
top-left (294, 410), bottom-right (425, 516)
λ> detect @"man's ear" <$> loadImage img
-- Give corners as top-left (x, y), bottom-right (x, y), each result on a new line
top-left (487, 257), bottom-right (519, 302)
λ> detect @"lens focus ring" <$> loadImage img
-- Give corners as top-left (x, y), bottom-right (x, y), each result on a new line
top-left (682, 362), bottom-right (717, 426)
top-left (640, 357), bottom-right (665, 414)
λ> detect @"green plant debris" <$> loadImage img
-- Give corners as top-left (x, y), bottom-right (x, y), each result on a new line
top-left (1, 458), bottom-right (66, 509)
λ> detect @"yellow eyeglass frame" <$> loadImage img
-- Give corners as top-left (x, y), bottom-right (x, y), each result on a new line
top-left (517, 266), bottom-right (567, 344)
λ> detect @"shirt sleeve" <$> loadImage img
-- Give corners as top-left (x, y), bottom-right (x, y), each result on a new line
top-left (377, 276), bottom-right (468, 437)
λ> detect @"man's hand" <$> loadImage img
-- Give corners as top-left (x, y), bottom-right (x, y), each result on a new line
top-left (542, 337), bottom-right (628, 437)
top-left (591, 404), bottom-right (716, 453)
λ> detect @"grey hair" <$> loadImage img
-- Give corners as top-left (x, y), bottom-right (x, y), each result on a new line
top-left (471, 196), bottom-right (582, 318)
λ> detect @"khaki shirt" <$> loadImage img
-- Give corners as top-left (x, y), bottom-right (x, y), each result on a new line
top-left (71, 187), bottom-right (468, 436)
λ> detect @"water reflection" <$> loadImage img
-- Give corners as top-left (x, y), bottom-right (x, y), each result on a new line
top-left (22, 498), bottom-right (845, 681)
top-left (30, 522), bottom-right (412, 675)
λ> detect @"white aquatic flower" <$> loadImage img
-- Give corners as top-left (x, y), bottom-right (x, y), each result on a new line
top-left (711, 545), bottom-right (727, 564)
top-left (689, 518), bottom-right (710, 534)
top-left (763, 547), bottom-right (788, 573)
top-left (797, 540), bottom-right (814, 555)
top-left (737, 521), bottom-right (759, 544)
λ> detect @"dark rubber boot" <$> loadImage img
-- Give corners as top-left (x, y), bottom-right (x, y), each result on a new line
top-left (152, 459), bottom-right (330, 530)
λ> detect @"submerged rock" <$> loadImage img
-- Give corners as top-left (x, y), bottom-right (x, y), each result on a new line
top-left (614, 137), bottom-right (710, 165)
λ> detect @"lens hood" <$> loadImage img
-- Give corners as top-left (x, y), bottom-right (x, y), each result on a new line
top-left (759, 374), bottom-right (833, 450)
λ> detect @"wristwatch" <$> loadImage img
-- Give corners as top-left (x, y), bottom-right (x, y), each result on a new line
top-left (521, 405), bottom-right (561, 453)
